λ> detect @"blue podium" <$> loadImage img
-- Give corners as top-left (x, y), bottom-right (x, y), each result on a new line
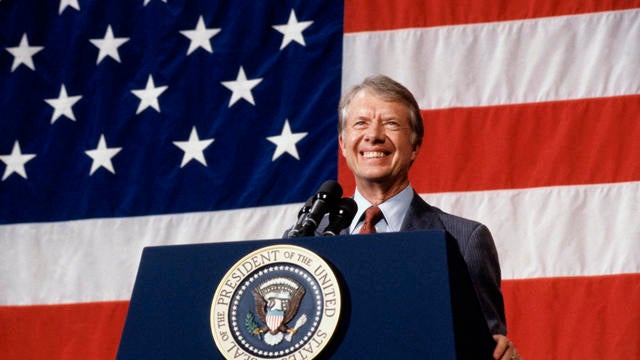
top-left (117, 231), bottom-right (494, 359)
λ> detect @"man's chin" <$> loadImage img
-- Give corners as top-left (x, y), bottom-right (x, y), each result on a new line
top-left (354, 172), bottom-right (393, 184)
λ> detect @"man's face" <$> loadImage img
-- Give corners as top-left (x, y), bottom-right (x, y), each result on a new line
top-left (339, 90), bottom-right (419, 187)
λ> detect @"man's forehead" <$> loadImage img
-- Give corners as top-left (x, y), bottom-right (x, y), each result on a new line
top-left (348, 90), bottom-right (409, 119)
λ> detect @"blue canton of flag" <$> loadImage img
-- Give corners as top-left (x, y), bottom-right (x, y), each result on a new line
top-left (0, 0), bottom-right (343, 224)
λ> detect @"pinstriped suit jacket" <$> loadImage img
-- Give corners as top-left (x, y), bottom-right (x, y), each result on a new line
top-left (316, 191), bottom-right (507, 335)
top-left (399, 191), bottom-right (506, 335)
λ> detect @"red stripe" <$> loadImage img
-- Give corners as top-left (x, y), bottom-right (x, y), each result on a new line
top-left (502, 273), bottom-right (640, 359)
top-left (339, 95), bottom-right (640, 194)
top-left (344, 0), bottom-right (640, 32)
top-left (0, 301), bottom-right (128, 360)
top-left (2, 276), bottom-right (637, 358)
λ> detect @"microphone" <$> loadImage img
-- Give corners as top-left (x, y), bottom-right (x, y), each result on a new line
top-left (322, 197), bottom-right (358, 236)
top-left (291, 195), bottom-right (314, 232)
top-left (287, 180), bottom-right (343, 238)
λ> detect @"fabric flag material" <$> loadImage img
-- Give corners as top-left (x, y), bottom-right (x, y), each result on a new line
top-left (341, 1), bottom-right (640, 359)
top-left (1, 0), bottom-right (638, 359)
top-left (0, 0), bottom-right (340, 358)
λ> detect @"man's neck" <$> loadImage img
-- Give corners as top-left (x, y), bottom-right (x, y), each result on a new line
top-left (355, 178), bottom-right (410, 205)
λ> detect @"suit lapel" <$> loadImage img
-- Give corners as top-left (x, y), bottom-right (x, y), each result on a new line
top-left (400, 192), bottom-right (445, 232)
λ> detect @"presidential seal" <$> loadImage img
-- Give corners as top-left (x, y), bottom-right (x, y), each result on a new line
top-left (211, 245), bottom-right (341, 360)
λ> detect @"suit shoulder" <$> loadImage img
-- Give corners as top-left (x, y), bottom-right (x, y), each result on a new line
top-left (436, 208), bottom-right (483, 231)
top-left (412, 194), bottom-right (481, 230)
top-left (428, 204), bottom-right (489, 245)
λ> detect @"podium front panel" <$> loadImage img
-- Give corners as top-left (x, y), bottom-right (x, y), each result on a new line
top-left (117, 231), bottom-right (492, 359)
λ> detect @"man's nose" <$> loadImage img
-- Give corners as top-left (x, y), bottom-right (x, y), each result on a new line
top-left (364, 121), bottom-right (385, 142)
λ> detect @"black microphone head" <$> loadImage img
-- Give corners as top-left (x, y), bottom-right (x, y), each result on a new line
top-left (334, 197), bottom-right (357, 221)
top-left (311, 180), bottom-right (343, 218)
top-left (317, 180), bottom-right (343, 199)
top-left (288, 182), bottom-right (342, 238)
top-left (291, 180), bottom-right (345, 237)
top-left (323, 197), bottom-right (358, 236)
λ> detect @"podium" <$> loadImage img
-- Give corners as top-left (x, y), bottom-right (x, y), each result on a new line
top-left (117, 231), bottom-right (495, 359)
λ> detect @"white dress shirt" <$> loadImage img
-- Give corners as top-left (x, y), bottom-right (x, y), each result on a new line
top-left (350, 184), bottom-right (414, 234)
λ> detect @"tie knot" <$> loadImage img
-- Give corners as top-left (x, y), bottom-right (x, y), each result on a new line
top-left (359, 206), bottom-right (383, 234)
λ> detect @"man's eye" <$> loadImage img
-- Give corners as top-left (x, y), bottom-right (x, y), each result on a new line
top-left (353, 120), bottom-right (367, 127)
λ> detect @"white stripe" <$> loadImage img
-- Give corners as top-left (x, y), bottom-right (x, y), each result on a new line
top-left (0, 204), bottom-right (300, 305)
top-left (423, 181), bottom-right (640, 280)
top-left (2, 182), bottom-right (638, 305)
top-left (342, 9), bottom-right (640, 109)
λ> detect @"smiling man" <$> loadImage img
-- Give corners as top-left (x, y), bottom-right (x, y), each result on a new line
top-left (338, 75), bottom-right (521, 360)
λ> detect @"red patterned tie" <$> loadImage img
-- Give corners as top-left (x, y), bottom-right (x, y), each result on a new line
top-left (359, 206), bottom-right (383, 234)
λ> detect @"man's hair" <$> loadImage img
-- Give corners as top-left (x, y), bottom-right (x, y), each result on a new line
top-left (338, 75), bottom-right (424, 147)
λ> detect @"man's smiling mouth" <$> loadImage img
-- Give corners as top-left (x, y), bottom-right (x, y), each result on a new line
top-left (362, 151), bottom-right (387, 159)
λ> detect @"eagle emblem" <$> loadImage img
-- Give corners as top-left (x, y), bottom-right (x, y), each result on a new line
top-left (211, 245), bottom-right (341, 359)
top-left (249, 277), bottom-right (307, 346)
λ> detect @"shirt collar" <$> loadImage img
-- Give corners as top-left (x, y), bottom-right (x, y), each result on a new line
top-left (350, 184), bottom-right (414, 233)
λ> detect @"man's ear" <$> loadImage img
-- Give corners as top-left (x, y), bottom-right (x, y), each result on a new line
top-left (338, 134), bottom-right (346, 157)
top-left (411, 143), bottom-right (421, 162)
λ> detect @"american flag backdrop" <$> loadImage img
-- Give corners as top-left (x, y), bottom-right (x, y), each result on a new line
top-left (1, 0), bottom-right (639, 359)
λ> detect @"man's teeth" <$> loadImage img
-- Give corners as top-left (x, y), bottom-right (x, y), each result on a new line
top-left (363, 151), bottom-right (386, 159)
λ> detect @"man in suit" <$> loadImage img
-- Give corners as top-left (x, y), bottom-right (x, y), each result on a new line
top-left (337, 74), bottom-right (521, 360)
